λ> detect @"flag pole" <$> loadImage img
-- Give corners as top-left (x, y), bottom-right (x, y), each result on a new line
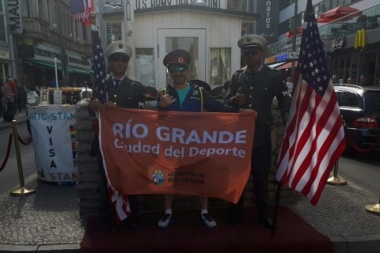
top-left (271, 181), bottom-right (282, 237)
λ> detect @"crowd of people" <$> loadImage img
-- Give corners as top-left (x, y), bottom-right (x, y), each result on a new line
top-left (0, 76), bottom-right (20, 121)
top-left (332, 74), bottom-right (368, 86)
top-left (88, 34), bottom-right (291, 232)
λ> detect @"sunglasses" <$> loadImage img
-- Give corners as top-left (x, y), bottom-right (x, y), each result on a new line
top-left (243, 51), bottom-right (259, 57)
top-left (169, 66), bottom-right (187, 74)
top-left (111, 56), bottom-right (129, 63)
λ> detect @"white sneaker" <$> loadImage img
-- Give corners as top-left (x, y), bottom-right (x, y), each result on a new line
top-left (201, 213), bottom-right (217, 228)
top-left (158, 213), bottom-right (172, 228)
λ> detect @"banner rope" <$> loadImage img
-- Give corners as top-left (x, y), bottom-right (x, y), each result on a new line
top-left (18, 134), bottom-right (32, 145)
top-left (0, 133), bottom-right (13, 172)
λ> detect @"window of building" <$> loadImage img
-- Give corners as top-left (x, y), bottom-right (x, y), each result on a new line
top-left (210, 48), bottom-right (231, 86)
top-left (106, 23), bottom-right (122, 45)
top-left (279, 0), bottom-right (295, 11)
top-left (135, 48), bottom-right (155, 87)
top-left (0, 0), bottom-right (5, 42)
top-left (227, 0), bottom-right (248, 12)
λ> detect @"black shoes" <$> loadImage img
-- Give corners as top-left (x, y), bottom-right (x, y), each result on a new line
top-left (226, 205), bottom-right (243, 227)
top-left (258, 218), bottom-right (274, 228)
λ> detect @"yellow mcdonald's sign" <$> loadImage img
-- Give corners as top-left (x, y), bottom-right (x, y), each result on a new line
top-left (354, 29), bottom-right (366, 49)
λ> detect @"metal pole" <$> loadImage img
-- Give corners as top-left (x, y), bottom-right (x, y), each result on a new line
top-left (10, 120), bottom-right (36, 196)
top-left (291, 0), bottom-right (298, 78)
top-left (365, 196), bottom-right (380, 216)
top-left (327, 159), bottom-right (347, 185)
top-left (58, 0), bottom-right (67, 86)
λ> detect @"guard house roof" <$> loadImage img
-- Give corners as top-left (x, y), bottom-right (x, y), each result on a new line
top-left (102, 4), bottom-right (260, 22)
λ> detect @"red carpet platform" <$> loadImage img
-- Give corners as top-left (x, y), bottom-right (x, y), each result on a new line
top-left (79, 206), bottom-right (333, 253)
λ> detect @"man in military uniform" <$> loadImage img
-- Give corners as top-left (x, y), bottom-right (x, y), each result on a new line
top-left (224, 34), bottom-right (291, 228)
top-left (89, 40), bottom-right (145, 231)
top-left (156, 49), bottom-right (256, 229)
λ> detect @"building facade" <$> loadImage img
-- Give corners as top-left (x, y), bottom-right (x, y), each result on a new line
top-left (99, 0), bottom-right (258, 89)
top-left (265, 0), bottom-right (380, 86)
top-left (6, 0), bottom-right (93, 88)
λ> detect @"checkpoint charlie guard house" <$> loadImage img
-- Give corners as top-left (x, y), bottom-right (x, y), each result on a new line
top-left (99, 0), bottom-right (259, 90)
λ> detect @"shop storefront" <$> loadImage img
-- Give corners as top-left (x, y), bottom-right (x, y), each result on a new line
top-left (0, 48), bottom-right (12, 81)
top-left (19, 38), bottom-right (93, 88)
top-left (325, 28), bottom-right (380, 85)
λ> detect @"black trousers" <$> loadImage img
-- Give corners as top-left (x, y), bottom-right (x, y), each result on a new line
top-left (97, 152), bottom-right (139, 223)
top-left (228, 142), bottom-right (272, 221)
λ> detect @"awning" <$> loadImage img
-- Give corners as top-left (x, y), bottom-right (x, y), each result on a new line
top-left (67, 66), bottom-right (93, 75)
top-left (276, 61), bottom-right (298, 70)
top-left (21, 59), bottom-right (93, 75)
top-left (22, 59), bottom-right (62, 70)
top-left (267, 62), bottom-right (286, 68)
top-left (319, 6), bottom-right (361, 20)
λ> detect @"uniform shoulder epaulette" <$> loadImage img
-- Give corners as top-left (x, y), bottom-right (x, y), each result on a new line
top-left (264, 65), bottom-right (281, 73)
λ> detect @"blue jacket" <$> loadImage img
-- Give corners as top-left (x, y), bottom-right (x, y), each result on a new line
top-left (156, 82), bottom-right (239, 112)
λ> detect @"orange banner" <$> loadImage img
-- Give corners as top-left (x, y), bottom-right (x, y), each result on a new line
top-left (98, 108), bottom-right (255, 204)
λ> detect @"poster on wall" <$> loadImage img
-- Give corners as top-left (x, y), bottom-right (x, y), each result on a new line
top-left (28, 105), bottom-right (78, 183)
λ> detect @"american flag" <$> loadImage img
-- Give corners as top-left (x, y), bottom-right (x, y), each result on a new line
top-left (275, 0), bottom-right (346, 205)
top-left (91, 24), bottom-right (131, 221)
top-left (91, 25), bottom-right (108, 103)
top-left (70, 0), bottom-right (92, 21)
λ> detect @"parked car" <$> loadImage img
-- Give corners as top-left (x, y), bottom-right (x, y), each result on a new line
top-left (333, 84), bottom-right (380, 152)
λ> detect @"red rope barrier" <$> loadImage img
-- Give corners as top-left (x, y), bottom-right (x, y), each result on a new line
top-left (0, 133), bottom-right (13, 172)
top-left (18, 134), bottom-right (32, 145)
top-left (348, 135), bottom-right (380, 154)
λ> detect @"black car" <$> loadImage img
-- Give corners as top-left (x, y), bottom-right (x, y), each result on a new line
top-left (334, 84), bottom-right (380, 152)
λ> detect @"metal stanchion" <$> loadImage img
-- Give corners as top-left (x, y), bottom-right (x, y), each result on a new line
top-left (10, 120), bottom-right (36, 196)
top-left (365, 196), bottom-right (380, 216)
top-left (327, 159), bottom-right (347, 185)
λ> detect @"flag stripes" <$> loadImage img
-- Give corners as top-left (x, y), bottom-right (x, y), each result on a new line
top-left (276, 0), bottom-right (346, 205)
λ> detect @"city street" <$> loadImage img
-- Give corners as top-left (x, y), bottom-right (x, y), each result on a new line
top-left (0, 123), bottom-right (35, 196)
top-left (339, 149), bottom-right (380, 197)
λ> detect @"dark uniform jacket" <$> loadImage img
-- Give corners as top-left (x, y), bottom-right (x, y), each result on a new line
top-left (157, 81), bottom-right (239, 113)
top-left (106, 76), bottom-right (145, 109)
top-left (88, 75), bottom-right (145, 134)
top-left (224, 65), bottom-right (291, 147)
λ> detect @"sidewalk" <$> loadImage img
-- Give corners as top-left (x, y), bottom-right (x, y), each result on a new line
top-left (0, 109), bottom-right (27, 131)
top-left (0, 172), bottom-right (379, 252)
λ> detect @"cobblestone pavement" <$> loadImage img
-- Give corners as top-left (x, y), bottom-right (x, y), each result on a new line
top-left (289, 183), bottom-right (380, 253)
top-left (0, 175), bottom-right (84, 252)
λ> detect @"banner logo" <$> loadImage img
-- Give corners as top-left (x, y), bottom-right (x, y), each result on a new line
top-left (152, 169), bottom-right (164, 186)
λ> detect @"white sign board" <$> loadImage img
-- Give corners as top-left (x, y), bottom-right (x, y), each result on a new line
top-left (28, 105), bottom-right (78, 183)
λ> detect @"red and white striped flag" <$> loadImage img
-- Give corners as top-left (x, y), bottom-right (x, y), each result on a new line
top-left (70, 0), bottom-right (92, 21)
top-left (275, 0), bottom-right (346, 205)
top-left (91, 24), bottom-right (131, 221)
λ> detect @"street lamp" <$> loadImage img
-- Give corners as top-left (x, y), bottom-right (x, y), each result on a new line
top-left (54, 0), bottom-right (67, 86)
